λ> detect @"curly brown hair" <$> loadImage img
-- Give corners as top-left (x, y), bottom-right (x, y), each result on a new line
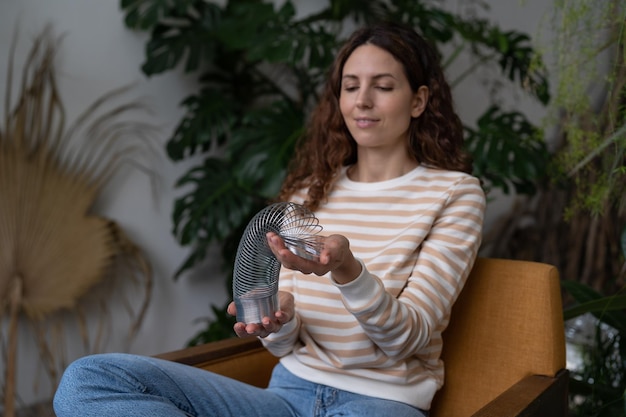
top-left (278, 21), bottom-right (472, 211)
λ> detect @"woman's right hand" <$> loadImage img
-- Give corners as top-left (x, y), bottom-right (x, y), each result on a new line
top-left (227, 290), bottom-right (295, 338)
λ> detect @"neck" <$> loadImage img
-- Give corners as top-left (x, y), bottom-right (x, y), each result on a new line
top-left (347, 157), bottom-right (418, 182)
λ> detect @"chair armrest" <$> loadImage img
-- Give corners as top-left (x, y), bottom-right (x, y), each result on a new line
top-left (155, 337), bottom-right (278, 387)
top-left (471, 369), bottom-right (569, 417)
top-left (155, 336), bottom-right (264, 365)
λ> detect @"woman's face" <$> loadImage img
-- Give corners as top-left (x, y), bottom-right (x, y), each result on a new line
top-left (339, 44), bottom-right (427, 153)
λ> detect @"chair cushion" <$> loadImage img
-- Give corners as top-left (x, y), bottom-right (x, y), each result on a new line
top-left (431, 258), bottom-right (566, 417)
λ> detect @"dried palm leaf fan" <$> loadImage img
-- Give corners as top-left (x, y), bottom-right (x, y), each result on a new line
top-left (0, 27), bottom-right (156, 416)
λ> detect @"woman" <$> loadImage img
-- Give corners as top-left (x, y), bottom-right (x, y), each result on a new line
top-left (54, 21), bottom-right (485, 417)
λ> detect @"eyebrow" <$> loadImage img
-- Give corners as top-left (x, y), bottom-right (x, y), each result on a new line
top-left (341, 73), bottom-right (397, 81)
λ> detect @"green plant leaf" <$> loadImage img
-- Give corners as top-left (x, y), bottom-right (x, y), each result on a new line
top-left (124, 1), bottom-right (223, 76)
top-left (215, 1), bottom-right (278, 51)
top-left (166, 88), bottom-right (238, 161)
top-left (171, 155), bottom-right (266, 278)
top-left (120, 0), bottom-right (199, 30)
top-left (121, 0), bottom-right (163, 30)
top-left (173, 158), bottom-right (250, 241)
top-left (445, 15), bottom-right (550, 104)
top-left (493, 30), bottom-right (550, 104)
top-left (227, 100), bottom-right (304, 198)
top-left (562, 280), bottom-right (626, 333)
top-left (386, 0), bottom-right (456, 42)
top-left (141, 17), bottom-right (219, 75)
top-left (465, 105), bottom-right (549, 194)
top-left (302, 0), bottom-right (388, 24)
top-left (563, 294), bottom-right (626, 321)
top-left (215, 0), bottom-right (338, 70)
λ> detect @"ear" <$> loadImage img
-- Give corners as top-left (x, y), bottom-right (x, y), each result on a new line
top-left (410, 86), bottom-right (429, 118)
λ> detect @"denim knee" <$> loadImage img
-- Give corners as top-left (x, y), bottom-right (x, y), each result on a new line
top-left (53, 353), bottom-right (134, 416)
top-left (54, 355), bottom-right (89, 415)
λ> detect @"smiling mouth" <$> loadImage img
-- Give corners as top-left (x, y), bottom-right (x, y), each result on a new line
top-left (354, 118), bottom-right (379, 127)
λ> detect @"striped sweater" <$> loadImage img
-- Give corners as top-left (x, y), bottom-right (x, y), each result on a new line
top-left (262, 164), bottom-right (486, 410)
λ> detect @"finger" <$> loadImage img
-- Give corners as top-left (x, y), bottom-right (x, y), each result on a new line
top-left (233, 322), bottom-right (248, 338)
top-left (227, 302), bottom-right (237, 317)
top-left (267, 233), bottom-right (324, 275)
top-left (245, 322), bottom-right (270, 336)
top-left (235, 322), bottom-right (266, 338)
top-left (275, 310), bottom-right (290, 324)
top-left (267, 233), bottom-right (303, 262)
top-left (261, 316), bottom-right (281, 334)
top-left (266, 232), bottom-right (287, 253)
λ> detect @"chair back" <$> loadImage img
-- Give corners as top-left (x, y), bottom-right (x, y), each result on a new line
top-left (430, 258), bottom-right (566, 417)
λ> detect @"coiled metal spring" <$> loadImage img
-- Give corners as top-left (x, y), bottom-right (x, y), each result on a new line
top-left (233, 202), bottom-right (323, 324)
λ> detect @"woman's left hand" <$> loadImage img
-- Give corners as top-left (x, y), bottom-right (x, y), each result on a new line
top-left (266, 232), bottom-right (362, 284)
top-left (228, 291), bottom-right (294, 338)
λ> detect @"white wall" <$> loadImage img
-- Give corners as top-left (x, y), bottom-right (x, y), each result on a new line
top-left (0, 0), bottom-right (551, 408)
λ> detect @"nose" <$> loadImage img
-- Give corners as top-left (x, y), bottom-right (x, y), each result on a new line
top-left (356, 89), bottom-right (373, 109)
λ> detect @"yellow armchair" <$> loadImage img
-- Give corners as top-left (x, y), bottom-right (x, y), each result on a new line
top-left (157, 258), bottom-right (568, 417)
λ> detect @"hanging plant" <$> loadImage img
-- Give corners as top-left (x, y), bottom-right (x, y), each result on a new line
top-left (0, 27), bottom-right (157, 415)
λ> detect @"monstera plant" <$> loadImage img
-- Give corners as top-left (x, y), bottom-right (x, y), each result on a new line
top-left (0, 27), bottom-right (156, 415)
top-left (120, 0), bottom-right (551, 343)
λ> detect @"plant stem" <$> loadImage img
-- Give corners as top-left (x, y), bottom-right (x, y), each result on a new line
top-left (441, 42), bottom-right (465, 70)
top-left (567, 122), bottom-right (626, 176)
top-left (249, 65), bottom-right (299, 108)
top-left (449, 52), bottom-right (498, 88)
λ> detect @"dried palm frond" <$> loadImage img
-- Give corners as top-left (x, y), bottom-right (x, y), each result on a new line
top-left (0, 26), bottom-right (157, 416)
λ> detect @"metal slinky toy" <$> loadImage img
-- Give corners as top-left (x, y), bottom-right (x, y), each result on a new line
top-left (233, 202), bottom-right (323, 324)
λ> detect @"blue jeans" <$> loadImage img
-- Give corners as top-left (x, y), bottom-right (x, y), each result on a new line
top-left (53, 353), bottom-right (428, 417)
